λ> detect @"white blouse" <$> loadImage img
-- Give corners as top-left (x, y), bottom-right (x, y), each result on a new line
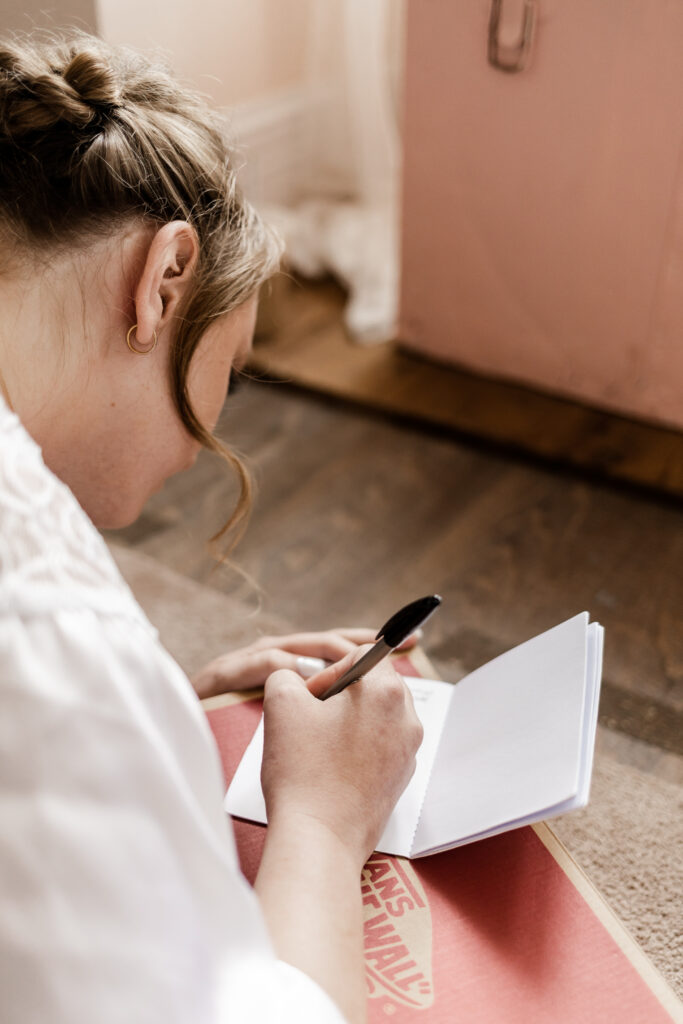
top-left (0, 397), bottom-right (345, 1024)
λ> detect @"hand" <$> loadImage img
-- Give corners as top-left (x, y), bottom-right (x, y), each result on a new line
top-left (260, 648), bottom-right (424, 866)
top-left (191, 627), bottom-right (421, 699)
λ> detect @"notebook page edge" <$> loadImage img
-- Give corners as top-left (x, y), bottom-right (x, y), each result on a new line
top-left (577, 622), bottom-right (604, 804)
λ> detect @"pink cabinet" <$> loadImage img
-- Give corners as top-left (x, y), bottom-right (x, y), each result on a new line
top-left (399, 0), bottom-right (683, 430)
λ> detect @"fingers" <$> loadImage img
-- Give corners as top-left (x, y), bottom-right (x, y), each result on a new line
top-left (208, 649), bottom-right (312, 692)
top-left (305, 646), bottom-right (371, 700)
top-left (262, 669), bottom-right (312, 739)
top-left (295, 656), bottom-right (327, 679)
top-left (251, 632), bottom-right (364, 663)
top-left (329, 628), bottom-right (378, 645)
top-left (250, 626), bottom-right (423, 665)
top-left (264, 666), bottom-right (309, 699)
top-left (200, 626), bottom-right (425, 699)
top-left (304, 645), bottom-right (418, 706)
top-left (261, 655), bottom-right (423, 862)
top-left (263, 667), bottom-right (320, 730)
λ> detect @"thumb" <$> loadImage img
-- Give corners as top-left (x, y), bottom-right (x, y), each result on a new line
top-left (305, 644), bottom-right (374, 700)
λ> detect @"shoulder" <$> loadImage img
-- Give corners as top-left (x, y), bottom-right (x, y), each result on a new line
top-left (0, 397), bottom-right (152, 630)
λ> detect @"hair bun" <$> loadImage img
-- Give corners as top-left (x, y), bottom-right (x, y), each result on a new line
top-left (0, 42), bottom-right (120, 136)
top-left (62, 49), bottom-right (121, 111)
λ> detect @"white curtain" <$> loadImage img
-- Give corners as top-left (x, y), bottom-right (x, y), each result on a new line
top-left (260, 0), bottom-right (404, 343)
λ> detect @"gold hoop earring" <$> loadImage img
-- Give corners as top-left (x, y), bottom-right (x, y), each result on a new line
top-left (126, 324), bottom-right (158, 355)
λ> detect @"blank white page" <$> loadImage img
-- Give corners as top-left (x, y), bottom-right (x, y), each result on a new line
top-left (225, 717), bottom-right (267, 825)
top-left (412, 613), bottom-right (590, 856)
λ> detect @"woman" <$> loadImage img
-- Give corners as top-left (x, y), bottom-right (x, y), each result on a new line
top-left (0, 32), bottom-right (422, 1024)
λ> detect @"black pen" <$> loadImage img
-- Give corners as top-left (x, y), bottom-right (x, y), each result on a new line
top-left (318, 595), bottom-right (442, 701)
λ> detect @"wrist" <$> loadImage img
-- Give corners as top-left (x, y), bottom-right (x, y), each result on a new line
top-left (267, 804), bottom-right (369, 874)
top-left (255, 806), bottom-right (367, 1023)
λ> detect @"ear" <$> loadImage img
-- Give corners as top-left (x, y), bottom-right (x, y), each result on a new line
top-left (133, 221), bottom-right (199, 347)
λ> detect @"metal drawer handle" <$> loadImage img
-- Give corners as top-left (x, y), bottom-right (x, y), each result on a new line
top-left (488, 0), bottom-right (537, 74)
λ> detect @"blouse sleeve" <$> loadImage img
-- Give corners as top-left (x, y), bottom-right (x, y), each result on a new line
top-left (0, 606), bottom-right (347, 1024)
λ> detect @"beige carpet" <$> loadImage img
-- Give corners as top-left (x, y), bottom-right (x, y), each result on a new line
top-left (109, 541), bottom-right (683, 1002)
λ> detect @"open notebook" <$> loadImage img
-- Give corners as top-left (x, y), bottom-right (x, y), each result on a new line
top-left (225, 612), bottom-right (604, 859)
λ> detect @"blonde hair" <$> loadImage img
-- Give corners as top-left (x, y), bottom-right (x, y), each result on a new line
top-left (0, 31), bottom-right (281, 549)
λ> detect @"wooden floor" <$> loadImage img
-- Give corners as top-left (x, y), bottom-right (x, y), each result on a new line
top-left (251, 275), bottom-right (683, 499)
top-left (107, 375), bottom-right (683, 786)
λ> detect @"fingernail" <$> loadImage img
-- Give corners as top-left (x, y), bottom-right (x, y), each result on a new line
top-left (296, 656), bottom-right (327, 679)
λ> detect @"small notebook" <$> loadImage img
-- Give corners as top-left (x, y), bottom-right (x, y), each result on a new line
top-left (225, 612), bottom-right (604, 859)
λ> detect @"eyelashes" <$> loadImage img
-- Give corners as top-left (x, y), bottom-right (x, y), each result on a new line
top-left (227, 370), bottom-right (245, 398)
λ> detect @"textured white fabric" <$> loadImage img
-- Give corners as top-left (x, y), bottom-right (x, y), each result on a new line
top-left (0, 397), bottom-right (346, 1024)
